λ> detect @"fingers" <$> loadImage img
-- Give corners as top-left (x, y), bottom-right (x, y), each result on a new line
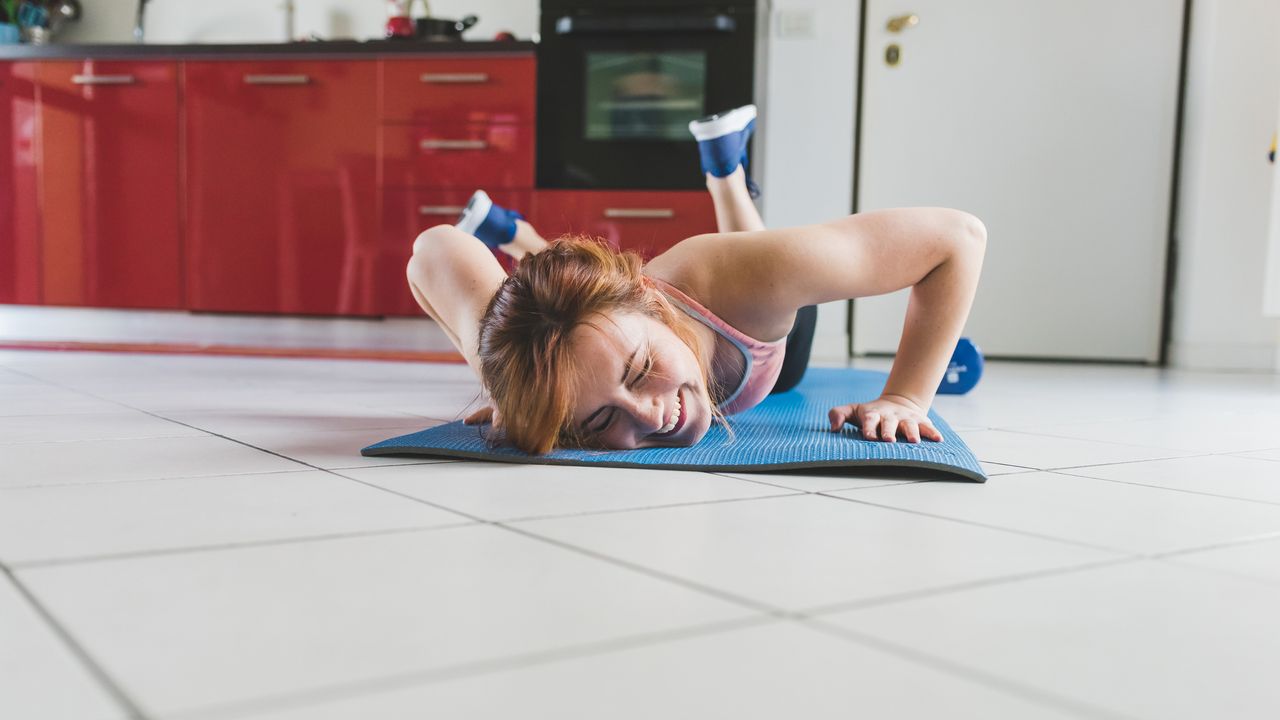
top-left (920, 420), bottom-right (944, 442)
top-left (828, 405), bottom-right (855, 432)
top-left (464, 406), bottom-right (494, 425)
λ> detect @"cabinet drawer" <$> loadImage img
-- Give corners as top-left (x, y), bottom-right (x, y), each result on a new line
top-left (381, 56), bottom-right (535, 123)
top-left (380, 123), bottom-right (534, 189)
top-left (533, 191), bottom-right (717, 260)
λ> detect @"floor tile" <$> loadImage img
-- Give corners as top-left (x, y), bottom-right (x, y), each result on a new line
top-left (0, 384), bottom-right (126, 416)
top-left (0, 470), bottom-right (469, 565)
top-left (1164, 537), bottom-right (1280, 586)
top-left (1004, 413), bottom-right (1280, 454)
top-left (822, 560), bottom-right (1280, 720)
top-left (232, 622), bottom-right (1085, 720)
top-left (981, 461), bottom-right (1037, 476)
top-left (960, 429), bottom-right (1195, 470)
top-left (829, 471), bottom-right (1280, 554)
top-left (213, 424), bottom-right (451, 470)
top-left (0, 411), bottom-right (205, 444)
top-left (160, 408), bottom-right (432, 436)
top-left (1235, 447), bottom-right (1280, 462)
top-left (1059, 454), bottom-right (1280, 505)
top-left (344, 463), bottom-right (790, 521)
top-left (17, 525), bottom-right (749, 718)
top-left (514, 494), bottom-right (1117, 612)
top-left (0, 435), bottom-right (304, 489)
top-left (0, 574), bottom-right (127, 720)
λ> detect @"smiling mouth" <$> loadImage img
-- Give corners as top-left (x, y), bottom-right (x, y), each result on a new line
top-left (651, 388), bottom-right (688, 438)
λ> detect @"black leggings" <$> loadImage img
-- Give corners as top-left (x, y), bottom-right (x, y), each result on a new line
top-left (770, 304), bottom-right (818, 394)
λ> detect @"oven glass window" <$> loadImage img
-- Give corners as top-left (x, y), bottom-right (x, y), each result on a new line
top-left (584, 51), bottom-right (707, 141)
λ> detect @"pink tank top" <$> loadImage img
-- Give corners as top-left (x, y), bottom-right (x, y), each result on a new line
top-left (650, 278), bottom-right (787, 415)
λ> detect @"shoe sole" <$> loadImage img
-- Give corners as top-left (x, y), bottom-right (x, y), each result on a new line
top-left (455, 189), bottom-right (492, 237)
top-left (688, 104), bottom-right (758, 141)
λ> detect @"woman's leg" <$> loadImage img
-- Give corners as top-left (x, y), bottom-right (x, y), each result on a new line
top-left (705, 165), bottom-right (765, 234)
top-left (498, 219), bottom-right (550, 260)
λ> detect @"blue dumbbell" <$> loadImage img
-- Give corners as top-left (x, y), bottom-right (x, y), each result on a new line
top-left (937, 337), bottom-right (983, 394)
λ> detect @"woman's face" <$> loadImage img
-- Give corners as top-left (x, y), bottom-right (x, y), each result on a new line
top-left (566, 310), bottom-right (713, 449)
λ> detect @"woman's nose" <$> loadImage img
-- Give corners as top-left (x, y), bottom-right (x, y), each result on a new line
top-left (626, 393), bottom-right (664, 431)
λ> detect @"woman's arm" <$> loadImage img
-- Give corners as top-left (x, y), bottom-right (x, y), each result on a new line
top-left (405, 224), bottom-right (508, 378)
top-left (662, 207), bottom-right (986, 441)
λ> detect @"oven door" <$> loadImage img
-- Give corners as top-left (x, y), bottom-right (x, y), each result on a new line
top-left (536, 8), bottom-right (757, 190)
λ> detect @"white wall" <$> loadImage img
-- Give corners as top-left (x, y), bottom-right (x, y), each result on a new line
top-left (1170, 0), bottom-right (1280, 371)
top-left (59, 0), bottom-right (538, 44)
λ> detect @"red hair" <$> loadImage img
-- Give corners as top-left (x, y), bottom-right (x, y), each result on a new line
top-left (477, 236), bottom-right (710, 454)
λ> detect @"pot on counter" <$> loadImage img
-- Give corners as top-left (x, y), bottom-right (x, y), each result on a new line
top-left (413, 13), bottom-right (477, 40)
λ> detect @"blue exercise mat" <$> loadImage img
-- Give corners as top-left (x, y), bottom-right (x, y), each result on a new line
top-left (362, 368), bottom-right (986, 482)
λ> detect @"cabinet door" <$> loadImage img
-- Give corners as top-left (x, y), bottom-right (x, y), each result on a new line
top-left (185, 60), bottom-right (378, 315)
top-left (533, 191), bottom-right (716, 260)
top-left (38, 61), bottom-right (181, 309)
top-left (0, 62), bottom-right (39, 305)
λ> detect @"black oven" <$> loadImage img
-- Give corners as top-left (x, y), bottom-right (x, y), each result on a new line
top-left (537, 0), bottom-right (758, 190)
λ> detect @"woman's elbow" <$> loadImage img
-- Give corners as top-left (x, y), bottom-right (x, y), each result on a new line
top-left (411, 224), bottom-right (456, 256)
top-left (962, 212), bottom-right (987, 251)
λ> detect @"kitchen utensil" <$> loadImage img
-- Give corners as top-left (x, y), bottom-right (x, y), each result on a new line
top-left (413, 13), bottom-right (477, 40)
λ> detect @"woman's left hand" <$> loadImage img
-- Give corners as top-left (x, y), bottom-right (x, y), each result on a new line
top-left (828, 394), bottom-right (944, 443)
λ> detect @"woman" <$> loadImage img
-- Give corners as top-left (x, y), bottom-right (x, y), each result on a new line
top-left (406, 105), bottom-right (986, 454)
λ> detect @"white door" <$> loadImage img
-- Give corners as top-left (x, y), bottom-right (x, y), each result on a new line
top-left (854, 0), bottom-right (1184, 362)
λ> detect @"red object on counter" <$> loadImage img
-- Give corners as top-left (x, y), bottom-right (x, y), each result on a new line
top-left (37, 60), bottom-right (183, 309)
top-left (385, 15), bottom-right (413, 38)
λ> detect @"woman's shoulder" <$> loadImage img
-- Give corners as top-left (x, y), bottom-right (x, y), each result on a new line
top-left (642, 233), bottom-right (795, 342)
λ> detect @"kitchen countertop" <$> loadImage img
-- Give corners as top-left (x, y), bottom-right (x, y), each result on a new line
top-left (0, 39), bottom-right (535, 61)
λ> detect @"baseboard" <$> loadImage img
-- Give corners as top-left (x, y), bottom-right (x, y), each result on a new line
top-left (1168, 340), bottom-right (1280, 372)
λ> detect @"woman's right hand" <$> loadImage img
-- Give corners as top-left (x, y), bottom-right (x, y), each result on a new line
top-left (464, 405), bottom-right (499, 426)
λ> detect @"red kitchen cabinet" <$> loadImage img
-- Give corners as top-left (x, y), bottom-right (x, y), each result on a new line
top-left (36, 61), bottom-right (181, 309)
top-left (381, 187), bottom-right (531, 315)
top-left (532, 191), bottom-right (717, 260)
top-left (184, 60), bottom-right (378, 315)
top-left (380, 122), bottom-right (534, 190)
top-left (380, 57), bottom-right (535, 124)
top-left (0, 62), bottom-right (40, 305)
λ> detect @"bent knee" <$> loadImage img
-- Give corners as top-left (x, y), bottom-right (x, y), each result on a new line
top-left (957, 211), bottom-right (987, 249)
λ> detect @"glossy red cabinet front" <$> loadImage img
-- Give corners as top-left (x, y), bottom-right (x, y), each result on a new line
top-left (533, 191), bottom-right (717, 260)
top-left (0, 62), bottom-right (40, 305)
top-left (184, 60), bottom-right (379, 315)
top-left (380, 57), bottom-right (535, 124)
top-left (380, 122), bottom-right (534, 190)
top-left (37, 60), bottom-right (182, 309)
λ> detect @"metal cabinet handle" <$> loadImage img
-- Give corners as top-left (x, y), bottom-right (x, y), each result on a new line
top-left (419, 72), bottom-right (489, 84)
top-left (72, 74), bottom-right (136, 85)
top-left (418, 205), bottom-right (466, 215)
top-left (603, 208), bottom-right (675, 219)
top-left (419, 139), bottom-right (488, 151)
top-left (243, 74), bottom-right (311, 85)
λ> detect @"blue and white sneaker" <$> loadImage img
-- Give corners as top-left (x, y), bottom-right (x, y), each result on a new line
top-left (688, 104), bottom-right (759, 197)
top-left (455, 190), bottom-right (523, 251)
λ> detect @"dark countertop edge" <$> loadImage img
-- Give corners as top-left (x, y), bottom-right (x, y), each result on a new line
top-left (0, 40), bottom-right (535, 61)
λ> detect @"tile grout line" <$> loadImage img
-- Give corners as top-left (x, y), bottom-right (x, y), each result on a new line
top-left (8, 522), bottom-right (479, 571)
top-left (816, 490), bottom-right (1138, 557)
top-left (802, 619), bottom-right (1141, 720)
top-left (162, 617), bottom-right (777, 720)
top-left (1047, 468), bottom-right (1280, 508)
top-left (1, 562), bottom-right (151, 720)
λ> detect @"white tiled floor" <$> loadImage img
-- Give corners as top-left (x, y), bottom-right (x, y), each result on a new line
top-left (2, 347), bottom-right (1280, 719)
